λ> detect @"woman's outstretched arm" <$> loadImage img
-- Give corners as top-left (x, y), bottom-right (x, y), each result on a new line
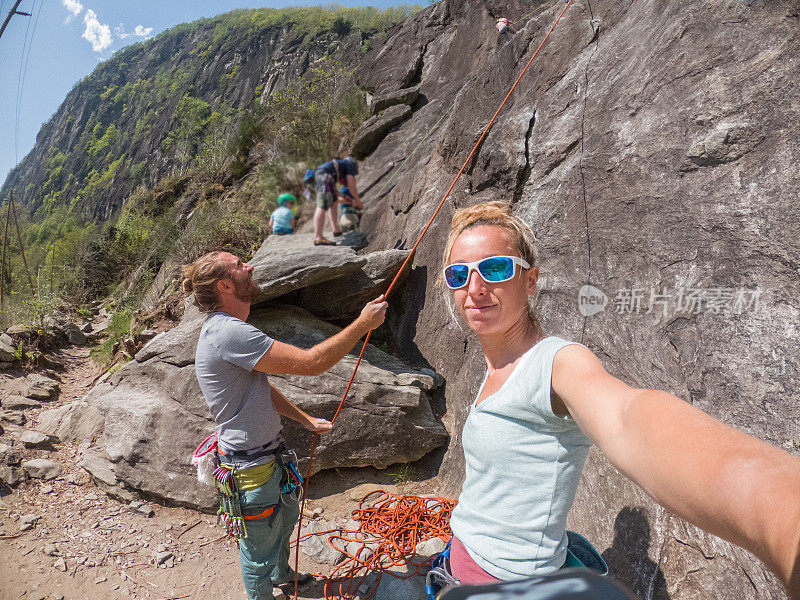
top-left (551, 343), bottom-right (800, 596)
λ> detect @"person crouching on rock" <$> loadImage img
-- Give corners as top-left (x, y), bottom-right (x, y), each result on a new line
top-left (311, 156), bottom-right (360, 246)
top-left (269, 193), bottom-right (297, 236)
top-left (182, 251), bottom-right (387, 600)
top-left (337, 186), bottom-right (363, 232)
top-left (439, 201), bottom-right (800, 596)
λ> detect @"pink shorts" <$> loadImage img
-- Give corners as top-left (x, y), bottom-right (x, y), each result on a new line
top-left (449, 536), bottom-right (503, 585)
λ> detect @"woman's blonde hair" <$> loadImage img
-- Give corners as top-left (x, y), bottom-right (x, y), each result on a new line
top-left (181, 251), bottom-right (230, 313)
top-left (440, 201), bottom-right (541, 329)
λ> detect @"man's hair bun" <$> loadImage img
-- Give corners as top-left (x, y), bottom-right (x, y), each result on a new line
top-left (180, 252), bottom-right (229, 312)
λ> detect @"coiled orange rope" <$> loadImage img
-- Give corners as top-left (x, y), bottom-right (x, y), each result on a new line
top-left (294, 2), bottom-right (574, 597)
top-left (296, 491), bottom-right (455, 600)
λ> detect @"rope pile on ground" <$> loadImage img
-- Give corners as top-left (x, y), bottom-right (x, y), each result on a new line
top-left (298, 490), bottom-right (455, 600)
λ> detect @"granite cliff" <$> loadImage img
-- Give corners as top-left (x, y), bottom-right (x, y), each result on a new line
top-left (352, 1), bottom-right (799, 598)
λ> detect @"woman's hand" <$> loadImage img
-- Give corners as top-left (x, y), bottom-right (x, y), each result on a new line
top-left (305, 417), bottom-right (333, 433)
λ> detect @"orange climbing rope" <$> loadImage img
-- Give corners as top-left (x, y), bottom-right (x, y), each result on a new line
top-left (293, 2), bottom-right (574, 597)
top-left (296, 491), bottom-right (455, 600)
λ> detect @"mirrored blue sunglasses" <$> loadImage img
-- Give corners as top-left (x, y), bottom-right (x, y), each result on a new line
top-left (442, 255), bottom-right (531, 290)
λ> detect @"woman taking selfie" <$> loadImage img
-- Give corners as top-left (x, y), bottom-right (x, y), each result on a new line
top-left (439, 201), bottom-right (800, 596)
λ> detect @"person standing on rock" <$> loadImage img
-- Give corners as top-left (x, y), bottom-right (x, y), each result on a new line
top-left (437, 201), bottom-right (800, 596)
top-left (312, 156), bottom-right (361, 246)
top-left (182, 250), bottom-right (387, 600)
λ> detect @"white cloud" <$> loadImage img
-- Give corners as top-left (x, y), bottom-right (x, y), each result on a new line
top-left (82, 9), bottom-right (112, 52)
top-left (114, 23), bottom-right (154, 41)
top-left (62, 0), bottom-right (83, 22)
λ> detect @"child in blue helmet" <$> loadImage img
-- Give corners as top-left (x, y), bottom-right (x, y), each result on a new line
top-left (269, 193), bottom-right (296, 235)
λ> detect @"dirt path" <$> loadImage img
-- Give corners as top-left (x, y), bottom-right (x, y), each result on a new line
top-left (0, 347), bottom-right (434, 600)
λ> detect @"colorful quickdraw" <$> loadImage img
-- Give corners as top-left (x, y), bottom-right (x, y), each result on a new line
top-left (214, 464), bottom-right (247, 539)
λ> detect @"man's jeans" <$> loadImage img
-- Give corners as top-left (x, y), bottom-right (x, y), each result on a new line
top-left (238, 463), bottom-right (300, 600)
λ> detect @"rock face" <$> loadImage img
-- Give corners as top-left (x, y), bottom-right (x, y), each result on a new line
top-left (48, 246), bottom-right (446, 511)
top-left (353, 1), bottom-right (800, 598)
top-left (370, 85), bottom-right (420, 115)
top-left (350, 104), bottom-right (414, 159)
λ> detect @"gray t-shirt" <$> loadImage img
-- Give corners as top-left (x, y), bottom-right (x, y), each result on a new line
top-left (195, 312), bottom-right (282, 452)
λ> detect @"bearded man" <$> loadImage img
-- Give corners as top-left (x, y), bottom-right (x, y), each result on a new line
top-left (182, 251), bottom-right (387, 600)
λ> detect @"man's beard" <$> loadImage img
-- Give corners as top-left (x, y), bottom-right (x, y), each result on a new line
top-left (233, 273), bottom-right (259, 303)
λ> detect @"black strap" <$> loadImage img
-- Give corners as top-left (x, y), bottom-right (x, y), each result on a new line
top-left (224, 440), bottom-right (284, 461)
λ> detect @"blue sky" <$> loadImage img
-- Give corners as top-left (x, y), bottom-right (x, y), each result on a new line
top-left (0, 0), bottom-right (415, 186)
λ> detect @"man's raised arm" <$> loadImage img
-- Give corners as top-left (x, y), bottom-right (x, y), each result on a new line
top-left (254, 295), bottom-right (387, 376)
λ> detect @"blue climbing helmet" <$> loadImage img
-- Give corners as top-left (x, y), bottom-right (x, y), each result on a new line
top-left (303, 168), bottom-right (314, 183)
top-left (339, 186), bottom-right (355, 200)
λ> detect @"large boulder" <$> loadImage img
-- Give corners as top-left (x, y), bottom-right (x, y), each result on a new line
top-left (250, 234), bottom-right (410, 319)
top-left (43, 315), bottom-right (86, 346)
top-left (250, 233), bottom-right (368, 304)
top-left (355, 1), bottom-right (800, 598)
top-left (250, 305), bottom-right (447, 474)
top-left (48, 302), bottom-right (446, 511)
top-left (295, 249), bottom-right (410, 320)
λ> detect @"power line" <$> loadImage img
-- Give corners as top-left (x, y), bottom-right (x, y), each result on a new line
top-left (15, 0), bottom-right (40, 163)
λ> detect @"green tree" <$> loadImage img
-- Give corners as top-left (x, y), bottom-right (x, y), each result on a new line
top-left (164, 94), bottom-right (211, 174)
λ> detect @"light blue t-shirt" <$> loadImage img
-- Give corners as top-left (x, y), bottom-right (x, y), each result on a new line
top-left (449, 336), bottom-right (592, 580)
top-left (194, 312), bottom-right (281, 452)
top-left (270, 205), bottom-right (294, 233)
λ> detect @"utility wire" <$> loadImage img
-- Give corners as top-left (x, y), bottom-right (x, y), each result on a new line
top-left (14, 1), bottom-right (33, 162)
top-left (15, 0), bottom-right (41, 163)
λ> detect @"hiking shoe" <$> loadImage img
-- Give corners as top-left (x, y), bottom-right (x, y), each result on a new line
top-left (314, 238), bottom-right (336, 246)
top-left (332, 230), bottom-right (343, 237)
top-left (275, 571), bottom-right (314, 590)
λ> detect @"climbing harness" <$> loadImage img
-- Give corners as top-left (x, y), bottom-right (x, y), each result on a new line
top-left (193, 432), bottom-right (298, 540)
top-left (425, 531), bottom-right (608, 600)
top-left (293, 2), bottom-right (575, 598)
top-left (425, 539), bottom-right (460, 599)
top-left (563, 531), bottom-right (608, 574)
